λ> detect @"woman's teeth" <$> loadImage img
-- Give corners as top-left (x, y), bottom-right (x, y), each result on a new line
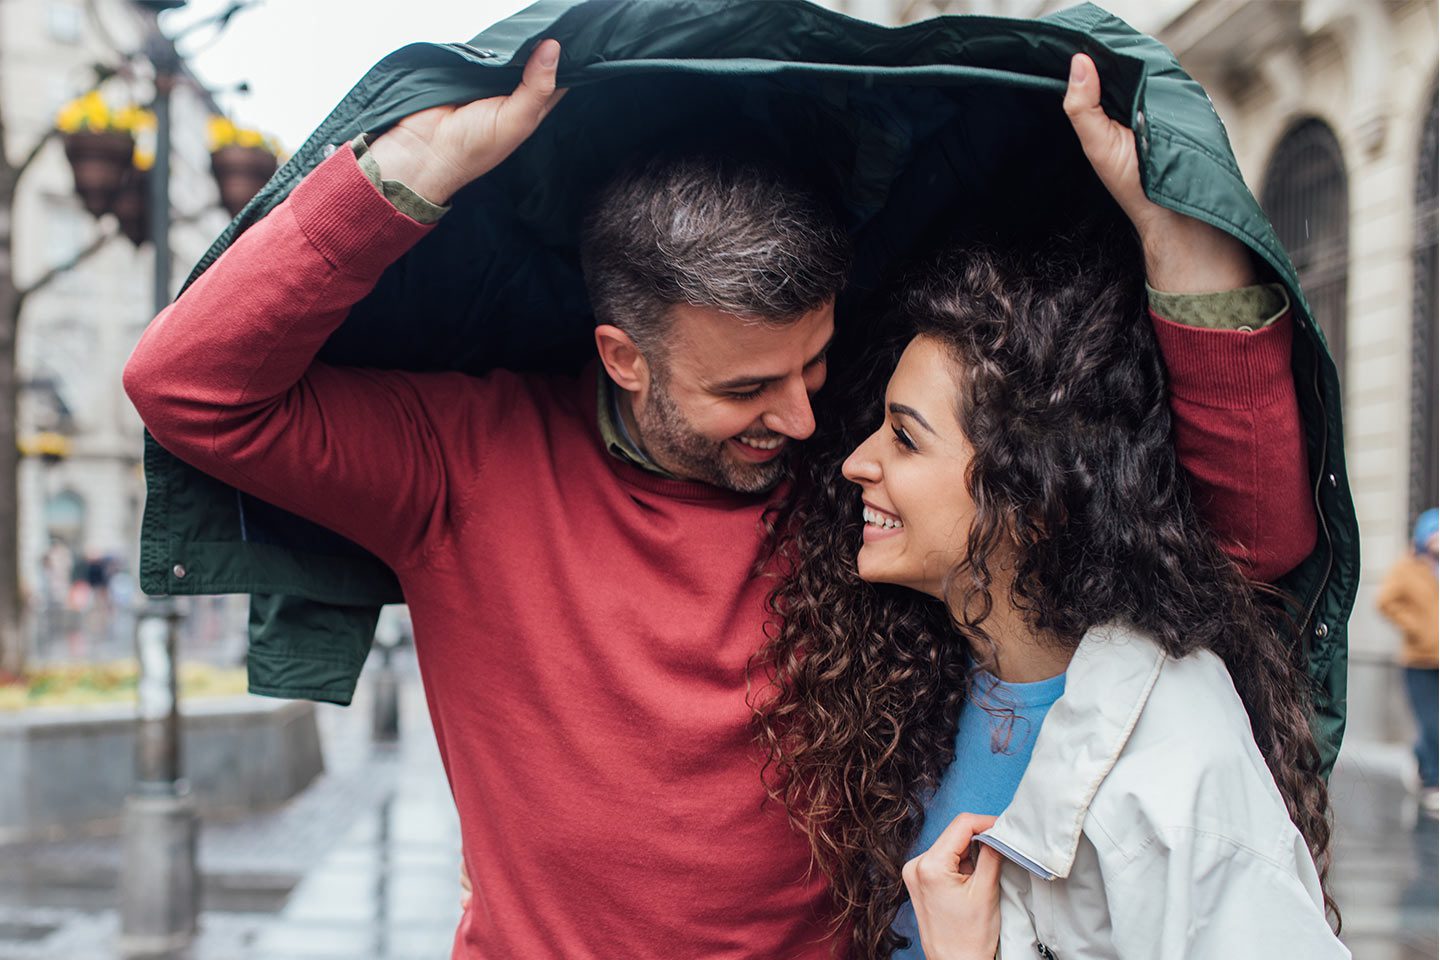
top-left (736, 436), bottom-right (784, 451)
top-left (862, 507), bottom-right (903, 529)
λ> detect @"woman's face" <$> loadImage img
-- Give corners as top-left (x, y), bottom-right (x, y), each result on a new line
top-left (841, 334), bottom-right (977, 600)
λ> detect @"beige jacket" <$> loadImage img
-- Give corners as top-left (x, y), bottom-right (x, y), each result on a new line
top-left (1376, 554), bottom-right (1439, 668)
top-left (977, 622), bottom-right (1348, 960)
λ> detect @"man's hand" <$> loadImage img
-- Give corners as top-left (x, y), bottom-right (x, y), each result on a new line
top-left (902, 813), bottom-right (1002, 960)
top-left (368, 39), bottom-right (566, 206)
top-left (1063, 53), bottom-right (1256, 293)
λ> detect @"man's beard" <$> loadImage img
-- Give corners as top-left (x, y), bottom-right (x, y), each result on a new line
top-left (634, 372), bottom-right (790, 495)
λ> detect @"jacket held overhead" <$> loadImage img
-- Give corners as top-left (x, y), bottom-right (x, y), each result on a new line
top-left (129, 0), bottom-right (1357, 773)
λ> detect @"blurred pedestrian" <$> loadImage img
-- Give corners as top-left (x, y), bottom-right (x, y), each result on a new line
top-left (1377, 508), bottom-right (1439, 815)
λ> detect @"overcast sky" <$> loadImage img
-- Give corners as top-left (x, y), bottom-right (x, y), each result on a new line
top-left (167, 0), bottom-right (533, 152)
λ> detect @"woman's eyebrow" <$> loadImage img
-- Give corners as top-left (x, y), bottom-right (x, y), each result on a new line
top-left (887, 402), bottom-right (937, 436)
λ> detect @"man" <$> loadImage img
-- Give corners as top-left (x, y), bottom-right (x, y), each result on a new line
top-left (125, 41), bottom-right (1314, 958)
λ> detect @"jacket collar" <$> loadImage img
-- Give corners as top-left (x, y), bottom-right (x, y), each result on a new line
top-left (979, 621), bottom-right (1166, 881)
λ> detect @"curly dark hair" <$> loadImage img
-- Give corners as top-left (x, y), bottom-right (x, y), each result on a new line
top-left (749, 228), bottom-right (1336, 958)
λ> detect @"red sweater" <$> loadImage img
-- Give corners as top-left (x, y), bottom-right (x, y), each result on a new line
top-left (123, 148), bottom-right (1315, 958)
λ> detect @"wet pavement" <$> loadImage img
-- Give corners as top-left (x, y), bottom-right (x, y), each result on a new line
top-left (1329, 742), bottom-right (1439, 960)
top-left (0, 649), bottom-right (1434, 959)
top-left (0, 648), bottom-right (462, 959)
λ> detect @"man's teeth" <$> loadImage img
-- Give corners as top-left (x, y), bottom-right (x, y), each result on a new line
top-left (863, 507), bottom-right (903, 529)
top-left (736, 436), bottom-right (784, 451)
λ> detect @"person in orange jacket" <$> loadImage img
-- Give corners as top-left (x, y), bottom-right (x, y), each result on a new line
top-left (1378, 508), bottom-right (1439, 814)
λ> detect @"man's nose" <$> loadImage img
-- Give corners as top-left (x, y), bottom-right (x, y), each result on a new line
top-left (764, 377), bottom-right (817, 440)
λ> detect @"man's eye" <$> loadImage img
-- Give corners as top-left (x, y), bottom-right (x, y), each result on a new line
top-left (726, 386), bottom-right (766, 401)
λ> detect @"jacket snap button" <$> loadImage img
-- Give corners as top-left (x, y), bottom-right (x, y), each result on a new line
top-left (1315, 621), bottom-right (1329, 639)
top-left (1327, 473), bottom-right (1337, 488)
top-left (172, 564), bottom-right (187, 579)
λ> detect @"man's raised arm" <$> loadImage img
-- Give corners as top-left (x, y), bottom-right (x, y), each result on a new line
top-left (123, 42), bottom-right (564, 571)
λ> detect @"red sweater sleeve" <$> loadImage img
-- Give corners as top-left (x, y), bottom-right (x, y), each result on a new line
top-left (1150, 309), bottom-right (1318, 582)
top-left (123, 148), bottom-right (507, 571)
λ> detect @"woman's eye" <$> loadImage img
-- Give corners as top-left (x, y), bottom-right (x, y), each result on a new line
top-left (890, 424), bottom-right (916, 451)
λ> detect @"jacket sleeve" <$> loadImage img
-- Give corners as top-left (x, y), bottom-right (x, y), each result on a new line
top-left (1150, 309), bottom-right (1318, 582)
top-left (122, 147), bottom-right (510, 572)
top-left (1104, 827), bottom-right (1349, 960)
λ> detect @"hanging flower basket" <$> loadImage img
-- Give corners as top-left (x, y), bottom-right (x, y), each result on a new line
top-left (61, 130), bottom-right (135, 218)
top-left (207, 117), bottom-right (285, 217)
top-left (110, 166), bottom-right (150, 247)
top-left (210, 145), bottom-right (278, 217)
top-left (55, 92), bottom-right (153, 218)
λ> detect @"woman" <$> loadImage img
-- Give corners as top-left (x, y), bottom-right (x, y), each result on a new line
top-left (751, 222), bottom-right (1347, 958)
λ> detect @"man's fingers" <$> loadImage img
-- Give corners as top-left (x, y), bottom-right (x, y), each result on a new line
top-left (501, 39), bottom-right (565, 131)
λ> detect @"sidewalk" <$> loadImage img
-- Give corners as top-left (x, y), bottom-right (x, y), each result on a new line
top-left (0, 648), bottom-right (462, 959)
top-left (0, 654), bottom-right (1434, 959)
top-left (1329, 741), bottom-right (1439, 960)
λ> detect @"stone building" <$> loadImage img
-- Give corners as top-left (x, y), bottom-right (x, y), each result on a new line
top-left (822, 0), bottom-right (1438, 748)
top-left (1, 0), bottom-right (230, 654)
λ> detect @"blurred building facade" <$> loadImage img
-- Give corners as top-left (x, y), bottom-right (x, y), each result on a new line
top-left (824, 0), bottom-right (1439, 747)
top-left (0, 0), bottom-right (229, 653)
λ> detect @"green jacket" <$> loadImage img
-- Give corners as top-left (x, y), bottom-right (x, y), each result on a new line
top-left (138, 0), bottom-right (1358, 773)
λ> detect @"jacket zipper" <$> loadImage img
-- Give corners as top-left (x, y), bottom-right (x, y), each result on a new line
top-left (1298, 346), bottom-right (1334, 657)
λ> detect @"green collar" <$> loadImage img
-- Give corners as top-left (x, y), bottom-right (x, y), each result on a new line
top-left (595, 373), bottom-right (678, 479)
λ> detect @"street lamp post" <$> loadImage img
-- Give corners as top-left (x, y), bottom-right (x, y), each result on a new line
top-left (119, 4), bottom-right (195, 955)
top-left (119, 596), bottom-right (196, 956)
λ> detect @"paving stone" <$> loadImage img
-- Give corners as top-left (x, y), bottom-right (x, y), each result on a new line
top-left (0, 652), bottom-right (1433, 958)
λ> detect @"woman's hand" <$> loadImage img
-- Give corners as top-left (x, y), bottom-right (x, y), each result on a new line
top-left (1063, 53), bottom-right (1256, 293)
top-left (902, 812), bottom-right (1002, 960)
top-left (368, 39), bottom-right (567, 205)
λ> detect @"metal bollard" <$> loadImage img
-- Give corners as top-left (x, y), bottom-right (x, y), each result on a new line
top-left (119, 596), bottom-right (198, 957)
top-left (372, 639), bottom-right (400, 743)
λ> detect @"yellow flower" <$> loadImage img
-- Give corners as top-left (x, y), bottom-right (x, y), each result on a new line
top-left (208, 116), bottom-right (284, 157)
top-left (113, 105), bottom-right (155, 133)
top-left (207, 115), bottom-right (238, 150)
top-left (55, 91), bottom-right (153, 136)
top-left (55, 101), bottom-right (86, 134)
top-left (133, 146), bottom-right (155, 171)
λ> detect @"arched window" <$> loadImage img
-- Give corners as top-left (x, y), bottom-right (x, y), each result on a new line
top-left (1261, 119), bottom-right (1350, 381)
top-left (1410, 88), bottom-right (1439, 522)
top-left (45, 490), bottom-right (86, 547)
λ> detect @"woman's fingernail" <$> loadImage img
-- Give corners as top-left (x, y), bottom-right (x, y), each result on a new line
top-left (540, 40), bottom-right (560, 67)
top-left (1070, 56), bottom-right (1082, 84)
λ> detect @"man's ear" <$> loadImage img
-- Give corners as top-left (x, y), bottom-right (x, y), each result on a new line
top-left (595, 324), bottom-right (649, 393)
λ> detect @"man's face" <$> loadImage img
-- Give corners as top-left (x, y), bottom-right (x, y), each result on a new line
top-left (630, 302), bottom-right (834, 493)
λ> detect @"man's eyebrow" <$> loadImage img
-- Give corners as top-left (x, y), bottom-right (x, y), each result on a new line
top-left (708, 334), bottom-right (836, 391)
top-left (888, 402), bottom-right (937, 436)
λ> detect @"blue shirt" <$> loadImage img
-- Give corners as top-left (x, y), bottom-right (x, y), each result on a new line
top-left (892, 670), bottom-right (1068, 959)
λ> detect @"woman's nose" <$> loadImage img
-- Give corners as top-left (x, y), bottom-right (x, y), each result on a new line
top-left (841, 430), bottom-right (883, 486)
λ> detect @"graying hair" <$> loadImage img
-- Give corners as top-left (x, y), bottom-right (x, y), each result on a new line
top-left (580, 155), bottom-right (851, 356)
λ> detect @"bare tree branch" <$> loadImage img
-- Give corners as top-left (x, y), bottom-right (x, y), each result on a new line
top-left (85, 0), bottom-right (133, 63)
top-left (14, 129), bottom-right (58, 182)
top-left (16, 226), bottom-right (119, 307)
